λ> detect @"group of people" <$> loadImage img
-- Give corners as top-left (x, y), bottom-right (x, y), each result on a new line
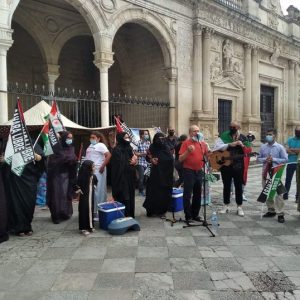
top-left (0, 121), bottom-right (299, 243)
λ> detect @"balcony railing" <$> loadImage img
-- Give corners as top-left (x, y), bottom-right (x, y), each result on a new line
top-left (214, 0), bottom-right (244, 12)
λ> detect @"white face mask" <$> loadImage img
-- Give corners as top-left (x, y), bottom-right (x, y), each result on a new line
top-left (124, 138), bottom-right (130, 142)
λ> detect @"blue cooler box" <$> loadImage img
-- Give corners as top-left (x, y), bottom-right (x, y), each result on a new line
top-left (168, 188), bottom-right (184, 212)
top-left (98, 202), bottom-right (125, 230)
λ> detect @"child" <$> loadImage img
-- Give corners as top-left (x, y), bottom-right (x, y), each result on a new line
top-left (77, 160), bottom-right (98, 236)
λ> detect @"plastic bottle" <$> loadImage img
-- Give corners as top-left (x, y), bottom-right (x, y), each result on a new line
top-left (211, 211), bottom-right (219, 233)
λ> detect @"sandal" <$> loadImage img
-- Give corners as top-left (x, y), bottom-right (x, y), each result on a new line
top-left (25, 231), bottom-right (33, 236)
top-left (17, 232), bottom-right (26, 237)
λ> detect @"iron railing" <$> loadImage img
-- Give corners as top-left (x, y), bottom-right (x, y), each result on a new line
top-left (214, 0), bottom-right (244, 12)
top-left (7, 83), bottom-right (170, 130)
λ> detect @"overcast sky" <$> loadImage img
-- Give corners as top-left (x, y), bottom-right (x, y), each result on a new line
top-left (280, 0), bottom-right (300, 14)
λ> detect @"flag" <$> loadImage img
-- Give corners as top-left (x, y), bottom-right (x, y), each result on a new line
top-left (40, 119), bottom-right (59, 156)
top-left (114, 116), bottom-right (139, 146)
top-left (257, 163), bottom-right (287, 203)
top-left (4, 100), bottom-right (35, 176)
top-left (49, 100), bottom-right (65, 133)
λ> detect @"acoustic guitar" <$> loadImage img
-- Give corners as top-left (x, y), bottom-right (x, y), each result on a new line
top-left (209, 150), bottom-right (258, 171)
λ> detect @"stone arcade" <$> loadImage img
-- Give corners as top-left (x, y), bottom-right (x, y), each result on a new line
top-left (0, 0), bottom-right (299, 141)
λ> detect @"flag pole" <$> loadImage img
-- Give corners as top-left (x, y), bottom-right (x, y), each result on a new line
top-left (33, 122), bottom-right (46, 149)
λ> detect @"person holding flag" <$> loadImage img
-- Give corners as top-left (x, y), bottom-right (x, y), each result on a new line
top-left (257, 128), bottom-right (288, 223)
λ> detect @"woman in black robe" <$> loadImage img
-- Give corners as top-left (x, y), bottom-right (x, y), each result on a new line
top-left (47, 131), bottom-right (77, 224)
top-left (0, 138), bottom-right (9, 242)
top-left (77, 160), bottom-right (98, 236)
top-left (143, 132), bottom-right (174, 217)
top-left (6, 144), bottom-right (45, 236)
top-left (110, 132), bottom-right (137, 218)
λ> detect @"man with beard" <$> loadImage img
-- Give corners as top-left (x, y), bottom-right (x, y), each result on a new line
top-left (165, 128), bottom-right (178, 152)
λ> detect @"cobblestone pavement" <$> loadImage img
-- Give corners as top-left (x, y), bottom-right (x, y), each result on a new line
top-left (1, 166), bottom-right (300, 300)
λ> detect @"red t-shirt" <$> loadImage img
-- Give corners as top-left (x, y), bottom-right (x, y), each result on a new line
top-left (179, 139), bottom-right (208, 171)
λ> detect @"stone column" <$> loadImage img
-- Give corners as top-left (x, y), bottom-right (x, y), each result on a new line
top-left (165, 67), bottom-right (177, 129)
top-left (45, 64), bottom-right (60, 94)
top-left (251, 47), bottom-right (259, 118)
top-left (202, 27), bottom-right (213, 114)
top-left (192, 23), bottom-right (203, 114)
top-left (243, 44), bottom-right (252, 118)
top-left (94, 51), bottom-right (114, 127)
top-left (288, 60), bottom-right (295, 121)
top-left (0, 29), bottom-right (13, 124)
top-left (294, 63), bottom-right (299, 121)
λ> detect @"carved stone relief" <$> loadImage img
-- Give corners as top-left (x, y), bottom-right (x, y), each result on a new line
top-left (270, 40), bottom-right (281, 65)
top-left (222, 39), bottom-right (234, 72)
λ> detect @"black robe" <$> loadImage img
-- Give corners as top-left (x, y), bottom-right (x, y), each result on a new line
top-left (0, 162), bottom-right (9, 242)
top-left (111, 136), bottom-right (136, 218)
top-left (78, 174), bottom-right (97, 231)
top-left (47, 143), bottom-right (77, 223)
top-left (6, 145), bottom-right (45, 234)
top-left (143, 143), bottom-right (174, 216)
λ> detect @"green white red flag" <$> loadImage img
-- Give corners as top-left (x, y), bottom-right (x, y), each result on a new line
top-left (4, 99), bottom-right (35, 176)
top-left (49, 100), bottom-right (65, 133)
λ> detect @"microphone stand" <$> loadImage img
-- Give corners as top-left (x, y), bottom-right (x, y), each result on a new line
top-left (182, 136), bottom-right (215, 237)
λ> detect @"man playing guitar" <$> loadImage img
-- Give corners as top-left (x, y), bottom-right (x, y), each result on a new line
top-left (213, 121), bottom-right (251, 216)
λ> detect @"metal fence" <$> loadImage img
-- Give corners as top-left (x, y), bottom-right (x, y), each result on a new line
top-left (214, 0), bottom-right (244, 11)
top-left (7, 83), bottom-right (170, 130)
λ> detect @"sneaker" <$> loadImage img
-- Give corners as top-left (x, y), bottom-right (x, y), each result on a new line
top-left (263, 211), bottom-right (276, 218)
top-left (81, 230), bottom-right (90, 236)
top-left (93, 217), bottom-right (98, 222)
top-left (237, 206), bottom-right (244, 217)
top-left (219, 205), bottom-right (229, 214)
top-left (242, 195), bottom-right (248, 202)
top-left (278, 215), bottom-right (285, 223)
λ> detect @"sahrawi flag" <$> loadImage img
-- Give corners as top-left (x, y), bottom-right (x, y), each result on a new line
top-left (49, 100), bottom-right (65, 133)
top-left (257, 163), bottom-right (287, 203)
top-left (4, 100), bottom-right (35, 176)
top-left (40, 119), bottom-right (59, 156)
top-left (114, 116), bottom-right (139, 146)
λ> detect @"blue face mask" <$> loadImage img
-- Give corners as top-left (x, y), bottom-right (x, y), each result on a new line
top-left (90, 140), bottom-right (97, 145)
top-left (265, 135), bottom-right (273, 143)
top-left (144, 135), bottom-right (149, 140)
top-left (65, 139), bottom-right (73, 145)
top-left (192, 133), bottom-right (204, 142)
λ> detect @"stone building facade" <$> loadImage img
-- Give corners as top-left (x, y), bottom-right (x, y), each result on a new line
top-left (0, 0), bottom-right (300, 141)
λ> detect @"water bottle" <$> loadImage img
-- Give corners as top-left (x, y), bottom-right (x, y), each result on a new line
top-left (211, 211), bottom-right (219, 233)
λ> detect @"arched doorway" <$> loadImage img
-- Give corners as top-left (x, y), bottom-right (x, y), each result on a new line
top-left (110, 23), bottom-right (170, 130)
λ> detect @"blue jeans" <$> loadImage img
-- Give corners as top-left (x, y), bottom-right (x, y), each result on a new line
top-left (284, 163), bottom-right (298, 200)
top-left (182, 168), bottom-right (203, 220)
top-left (136, 165), bottom-right (146, 193)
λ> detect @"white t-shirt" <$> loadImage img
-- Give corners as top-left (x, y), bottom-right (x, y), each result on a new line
top-left (85, 142), bottom-right (109, 167)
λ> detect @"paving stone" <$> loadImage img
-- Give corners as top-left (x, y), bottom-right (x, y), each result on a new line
top-left (138, 236), bottom-right (167, 247)
top-left (41, 247), bottom-right (77, 259)
top-left (72, 246), bottom-right (107, 259)
top-left (1, 291), bottom-right (44, 300)
top-left (221, 236), bottom-right (255, 246)
top-left (209, 290), bottom-right (264, 300)
top-left (106, 246), bottom-right (137, 258)
top-left (258, 245), bottom-right (297, 257)
top-left (134, 273), bottom-right (173, 290)
top-left (194, 236), bottom-right (226, 246)
top-left (170, 257), bottom-right (206, 272)
top-left (93, 272), bottom-right (134, 290)
top-left (172, 272), bottom-right (214, 290)
top-left (134, 288), bottom-right (178, 300)
top-left (250, 236), bottom-right (284, 246)
top-left (228, 245), bottom-right (266, 257)
top-left (210, 272), bottom-right (256, 291)
top-left (271, 257), bottom-right (300, 271)
top-left (247, 272), bottom-right (296, 292)
top-left (137, 246), bottom-right (168, 258)
top-left (51, 273), bottom-right (98, 291)
top-left (26, 259), bottom-right (69, 274)
top-left (100, 258), bottom-right (136, 273)
top-left (237, 257), bottom-right (280, 272)
top-left (168, 246), bottom-right (202, 258)
top-left (203, 258), bottom-right (244, 272)
top-left (111, 237), bottom-right (138, 247)
top-left (283, 271), bottom-right (300, 289)
top-left (0, 271), bottom-right (23, 291)
top-left (64, 259), bottom-right (103, 273)
top-left (88, 290), bottom-right (133, 300)
top-left (40, 291), bottom-right (89, 300)
top-left (135, 257), bottom-right (170, 273)
top-left (81, 237), bottom-right (112, 248)
top-left (51, 237), bottom-right (83, 248)
top-left (198, 246), bottom-right (233, 258)
top-left (278, 235), bottom-right (300, 246)
top-left (12, 273), bottom-right (57, 291)
top-left (166, 236), bottom-right (196, 246)
top-left (175, 290), bottom-right (212, 300)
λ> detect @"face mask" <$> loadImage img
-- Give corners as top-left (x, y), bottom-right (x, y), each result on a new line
top-left (192, 133), bottom-right (203, 142)
top-left (229, 127), bottom-right (238, 135)
top-left (295, 131), bottom-right (300, 138)
top-left (144, 135), bottom-right (149, 140)
top-left (169, 131), bottom-right (175, 136)
top-left (65, 139), bottom-right (73, 145)
top-left (90, 140), bottom-right (97, 145)
top-left (265, 135), bottom-right (273, 143)
top-left (124, 138), bottom-right (130, 144)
